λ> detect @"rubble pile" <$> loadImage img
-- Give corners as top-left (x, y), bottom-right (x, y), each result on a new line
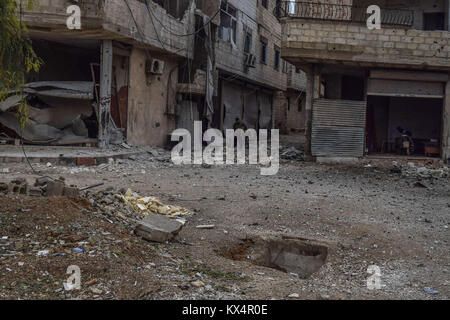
top-left (393, 162), bottom-right (450, 179)
top-left (280, 146), bottom-right (304, 161)
top-left (0, 176), bottom-right (79, 198)
top-left (84, 188), bottom-right (144, 227)
top-left (84, 188), bottom-right (190, 238)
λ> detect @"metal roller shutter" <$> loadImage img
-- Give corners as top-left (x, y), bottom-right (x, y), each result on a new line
top-left (311, 99), bottom-right (367, 157)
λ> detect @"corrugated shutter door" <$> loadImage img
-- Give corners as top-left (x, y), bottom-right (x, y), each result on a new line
top-left (311, 99), bottom-right (367, 157)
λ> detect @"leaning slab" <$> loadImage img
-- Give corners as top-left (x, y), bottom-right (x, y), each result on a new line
top-left (135, 214), bottom-right (184, 243)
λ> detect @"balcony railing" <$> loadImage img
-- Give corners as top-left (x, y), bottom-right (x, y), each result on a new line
top-left (275, 1), bottom-right (414, 26)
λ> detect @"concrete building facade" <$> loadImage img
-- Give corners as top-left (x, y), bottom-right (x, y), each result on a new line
top-left (1, 0), bottom-right (305, 149)
top-left (279, 0), bottom-right (450, 161)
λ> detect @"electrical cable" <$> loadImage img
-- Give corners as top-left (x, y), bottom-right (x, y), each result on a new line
top-left (145, 2), bottom-right (221, 38)
top-left (143, 0), bottom-right (168, 51)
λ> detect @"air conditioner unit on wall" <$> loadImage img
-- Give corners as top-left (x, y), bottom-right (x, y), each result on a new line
top-left (244, 53), bottom-right (257, 68)
top-left (146, 58), bottom-right (165, 75)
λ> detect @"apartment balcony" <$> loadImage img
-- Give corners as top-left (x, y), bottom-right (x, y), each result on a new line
top-left (287, 66), bottom-right (307, 91)
top-left (278, 1), bottom-right (450, 71)
top-left (20, 0), bottom-right (192, 57)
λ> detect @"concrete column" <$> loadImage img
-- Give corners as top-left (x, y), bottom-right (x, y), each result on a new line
top-left (304, 64), bottom-right (320, 157)
top-left (99, 40), bottom-right (113, 147)
top-left (443, 78), bottom-right (450, 161)
top-left (304, 66), bottom-right (314, 156)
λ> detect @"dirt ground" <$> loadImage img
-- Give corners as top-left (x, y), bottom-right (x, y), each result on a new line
top-left (0, 139), bottom-right (448, 300)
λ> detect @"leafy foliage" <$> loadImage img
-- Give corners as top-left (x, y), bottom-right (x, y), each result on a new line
top-left (0, 0), bottom-right (42, 128)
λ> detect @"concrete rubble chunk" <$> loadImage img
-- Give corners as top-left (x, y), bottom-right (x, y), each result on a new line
top-left (0, 182), bottom-right (9, 194)
top-left (135, 214), bottom-right (184, 243)
top-left (63, 186), bottom-right (80, 198)
top-left (35, 177), bottom-right (51, 187)
top-left (28, 187), bottom-right (43, 197)
top-left (46, 180), bottom-right (65, 197)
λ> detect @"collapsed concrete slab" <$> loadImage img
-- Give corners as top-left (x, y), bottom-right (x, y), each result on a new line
top-left (134, 214), bottom-right (184, 243)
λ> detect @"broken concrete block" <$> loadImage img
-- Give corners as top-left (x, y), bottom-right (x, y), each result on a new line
top-left (19, 184), bottom-right (28, 195)
top-left (46, 180), bottom-right (65, 196)
top-left (0, 182), bottom-right (9, 194)
top-left (63, 186), bottom-right (80, 198)
top-left (28, 187), bottom-right (43, 197)
top-left (11, 178), bottom-right (26, 185)
top-left (135, 214), bottom-right (184, 243)
top-left (34, 176), bottom-right (51, 187)
top-left (76, 157), bottom-right (96, 166)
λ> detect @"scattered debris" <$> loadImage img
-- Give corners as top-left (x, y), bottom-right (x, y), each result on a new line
top-left (413, 181), bottom-right (429, 189)
top-left (280, 146), bottom-right (304, 161)
top-left (116, 188), bottom-right (191, 218)
top-left (135, 214), bottom-right (185, 243)
top-left (196, 225), bottom-right (215, 230)
top-left (72, 247), bottom-right (85, 254)
top-left (424, 288), bottom-right (439, 295)
top-left (37, 250), bottom-right (49, 257)
top-left (191, 280), bottom-right (205, 288)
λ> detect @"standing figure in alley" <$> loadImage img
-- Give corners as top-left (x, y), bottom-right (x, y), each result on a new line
top-left (233, 117), bottom-right (248, 131)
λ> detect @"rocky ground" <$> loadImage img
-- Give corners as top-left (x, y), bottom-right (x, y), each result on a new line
top-left (0, 138), bottom-right (448, 300)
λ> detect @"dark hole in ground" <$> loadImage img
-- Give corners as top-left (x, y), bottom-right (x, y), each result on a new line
top-left (220, 238), bottom-right (328, 279)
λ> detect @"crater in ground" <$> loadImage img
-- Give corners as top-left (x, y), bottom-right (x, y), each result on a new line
top-left (220, 237), bottom-right (328, 279)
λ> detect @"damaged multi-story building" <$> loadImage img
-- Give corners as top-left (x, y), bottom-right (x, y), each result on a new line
top-left (0, 0), bottom-right (306, 149)
top-left (279, 0), bottom-right (450, 161)
top-left (191, 0), bottom-right (306, 134)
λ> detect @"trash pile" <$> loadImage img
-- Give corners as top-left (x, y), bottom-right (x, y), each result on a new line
top-left (117, 188), bottom-right (191, 218)
top-left (84, 188), bottom-right (190, 227)
top-left (280, 146), bottom-right (304, 161)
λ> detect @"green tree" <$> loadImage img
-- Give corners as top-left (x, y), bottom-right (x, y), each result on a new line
top-left (0, 0), bottom-right (42, 127)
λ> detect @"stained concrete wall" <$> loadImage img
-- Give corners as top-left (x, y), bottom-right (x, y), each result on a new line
top-left (282, 19), bottom-right (450, 71)
top-left (286, 91), bottom-right (306, 132)
top-left (23, 0), bottom-right (195, 58)
top-left (127, 47), bottom-right (178, 146)
top-left (103, 0), bottom-right (194, 57)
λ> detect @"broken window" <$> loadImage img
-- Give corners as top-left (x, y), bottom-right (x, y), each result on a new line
top-left (274, 46), bottom-right (281, 71)
top-left (260, 37), bottom-right (268, 64)
top-left (150, 0), bottom-right (190, 19)
top-left (219, 1), bottom-right (237, 44)
top-left (261, 0), bottom-right (268, 9)
top-left (243, 27), bottom-right (252, 54)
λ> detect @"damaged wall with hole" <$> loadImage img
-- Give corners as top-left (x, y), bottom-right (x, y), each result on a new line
top-left (0, 0), bottom-right (199, 149)
top-left (0, 39), bottom-right (101, 145)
